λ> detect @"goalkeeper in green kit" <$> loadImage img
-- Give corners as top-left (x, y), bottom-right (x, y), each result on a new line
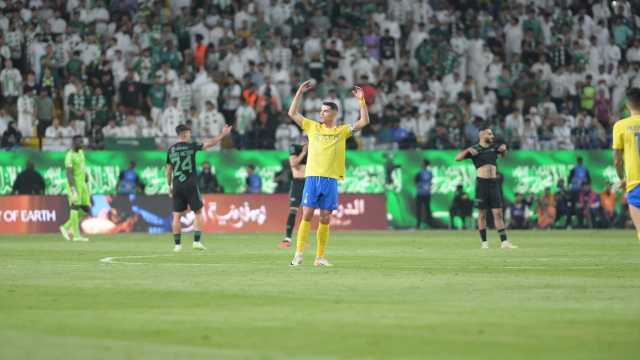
top-left (59, 135), bottom-right (91, 242)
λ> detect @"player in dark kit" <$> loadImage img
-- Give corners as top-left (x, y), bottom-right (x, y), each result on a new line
top-left (278, 140), bottom-right (308, 248)
top-left (455, 126), bottom-right (517, 249)
top-left (166, 123), bottom-right (232, 252)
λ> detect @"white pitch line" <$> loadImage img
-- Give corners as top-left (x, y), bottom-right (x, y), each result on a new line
top-left (503, 266), bottom-right (604, 270)
top-left (99, 254), bottom-right (226, 266)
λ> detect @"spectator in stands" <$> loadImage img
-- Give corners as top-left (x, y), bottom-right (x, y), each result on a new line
top-left (198, 161), bottom-right (224, 194)
top-left (195, 100), bottom-right (226, 150)
top-left (578, 182), bottom-right (602, 229)
top-left (449, 185), bottom-right (473, 230)
top-left (117, 161), bottom-right (144, 195)
top-left (35, 89), bottom-right (54, 139)
top-left (554, 179), bottom-right (571, 229)
top-left (600, 182), bottom-right (617, 228)
top-left (509, 193), bottom-right (530, 229)
top-left (17, 86), bottom-right (36, 137)
top-left (414, 159), bottom-right (433, 229)
top-left (245, 164), bottom-right (262, 194)
top-left (11, 160), bottom-right (45, 195)
top-left (567, 157), bottom-right (591, 228)
top-left (536, 187), bottom-right (556, 229)
top-left (1, 120), bottom-right (22, 150)
top-left (0, 59), bottom-right (22, 109)
top-left (0, 107), bottom-right (13, 135)
top-left (44, 118), bottom-right (73, 151)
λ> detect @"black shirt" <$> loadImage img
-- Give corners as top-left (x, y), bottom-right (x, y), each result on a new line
top-left (465, 143), bottom-right (504, 169)
top-left (12, 168), bottom-right (45, 195)
top-left (166, 142), bottom-right (203, 184)
top-left (289, 144), bottom-right (307, 166)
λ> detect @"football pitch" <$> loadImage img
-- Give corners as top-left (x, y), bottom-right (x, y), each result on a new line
top-left (1, 231), bottom-right (639, 360)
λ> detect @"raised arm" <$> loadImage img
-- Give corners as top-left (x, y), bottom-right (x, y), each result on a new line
top-left (202, 124), bottom-right (233, 149)
top-left (455, 147), bottom-right (478, 161)
top-left (288, 80), bottom-right (313, 128)
top-left (289, 144), bottom-right (308, 167)
top-left (351, 86), bottom-right (370, 131)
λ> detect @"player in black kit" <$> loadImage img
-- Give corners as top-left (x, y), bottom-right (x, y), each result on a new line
top-left (166, 123), bottom-right (232, 252)
top-left (278, 140), bottom-right (308, 248)
top-left (455, 125), bottom-right (517, 249)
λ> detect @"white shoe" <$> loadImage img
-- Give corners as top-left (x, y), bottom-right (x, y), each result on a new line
top-left (60, 226), bottom-right (71, 241)
top-left (481, 241), bottom-right (489, 249)
top-left (73, 236), bottom-right (89, 242)
top-left (501, 241), bottom-right (518, 249)
top-left (173, 244), bottom-right (182, 252)
top-left (192, 241), bottom-right (207, 251)
top-left (314, 257), bottom-right (333, 267)
top-left (290, 252), bottom-right (303, 267)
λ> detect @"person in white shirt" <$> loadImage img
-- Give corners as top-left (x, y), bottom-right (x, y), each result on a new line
top-left (17, 88), bottom-right (36, 137)
top-left (141, 117), bottom-right (163, 138)
top-left (626, 39), bottom-right (640, 64)
top-left (503, 17), bottom-right (523, 63)
top-left (102, 120), bottom-right (120, 138)
top-left (302, 88), bottom-right (323, 120)
top-left (0, 59), bottom-right (22, 101)
top-left (193, 72), bottom-right (220, 112)
top-left (161, 98), bottom-right (186, 137)
top-left (119, 115), bottom-right (139, 138)
top-left (195, 101), bottom-right (225, 150)
top-left (553, 116), bottom-right (574, 150)
top-left (156, 62), bottom-right (178, 88)
top-left (520, 117), bottom-right (539, 150)
top-left (43, 118), bottom-right (72, 151)
top-left (442, 72), bottom-right (464, 104)
top-left (171, 72), bottom-right (193, 115)
top-left (274, 116), bottom-right (301, 151)
top-left (415, 109), bottom-right (436, 145)
top-left (485, 55), bottom-right (503, 90)
top-left (505, 108), bottom-right (524, 140)
top-left (604, 36), bottom-right (622, 71)
top-left (234, 102), bottom-right (256, 149)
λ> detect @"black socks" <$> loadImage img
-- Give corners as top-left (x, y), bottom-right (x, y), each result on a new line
top-left (479, 229), bottom-right (487, 242)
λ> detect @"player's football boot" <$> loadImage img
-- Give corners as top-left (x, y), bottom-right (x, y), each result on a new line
top-left (500, 241), bottom-right (518, 249)
top-left (59, 226), bottom-right (71, 241)
top-left (73, 236), bottom-right (89, 242)
top-left (278, 238), bottom-right (292, 249)
top-left (290, 252), bottom-right (303, 267)
top-left (481, 241), bottom-right (489, 249)
top-left (173, 244), bottom-right (182, 252)
top-left (192, 242), bottom-right (207, 251)
top-left (313, 257), bottom-right (333, 267)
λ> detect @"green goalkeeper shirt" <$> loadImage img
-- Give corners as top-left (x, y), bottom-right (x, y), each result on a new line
top-left (65, 149), bottom-right (87, 188)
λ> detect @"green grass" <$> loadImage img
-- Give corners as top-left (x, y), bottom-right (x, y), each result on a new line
top-left (1, 230), bottom-right (639, 360)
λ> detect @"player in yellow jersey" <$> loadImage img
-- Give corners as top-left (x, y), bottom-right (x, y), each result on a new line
top-left (287, 80), bottom-right (370, 266)
top-left (612, 88), bottom-right (640, 241)
top-left (59, 135), bottom-right (91, 242)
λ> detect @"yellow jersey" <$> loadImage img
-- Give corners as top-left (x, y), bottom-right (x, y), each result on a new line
top-left (612, 115), bottom-right (640, 193)
top-left (302, 117), bottom-right (352, 180)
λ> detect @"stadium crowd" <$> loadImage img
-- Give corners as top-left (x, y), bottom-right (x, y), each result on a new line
top-left (0, 0), bottom-right (639, 151)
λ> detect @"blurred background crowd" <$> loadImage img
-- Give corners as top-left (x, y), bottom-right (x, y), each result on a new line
top-left (0, 0), bottom-right (638, 151)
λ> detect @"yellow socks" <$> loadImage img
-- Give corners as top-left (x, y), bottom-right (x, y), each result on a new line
top-left (316, 223), bottom-right (330, 258)
top-left (296, 220), bottom-right (311, 253)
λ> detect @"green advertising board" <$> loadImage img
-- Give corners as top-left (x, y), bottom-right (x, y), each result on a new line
top-left (0, 150), bottom-right (619, 228)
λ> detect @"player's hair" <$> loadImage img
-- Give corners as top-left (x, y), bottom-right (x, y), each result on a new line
top-left (627, 88), bottom-right (640, 110)
top-left (322, 102), bottom-right (339, 112)
top-left (72, 134), bottom-right (83, 142)
top-left (478, 123), bottom-right (492, 131)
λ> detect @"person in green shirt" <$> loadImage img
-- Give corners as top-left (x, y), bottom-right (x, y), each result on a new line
top-left (60, 136), bottom-right (91, 242)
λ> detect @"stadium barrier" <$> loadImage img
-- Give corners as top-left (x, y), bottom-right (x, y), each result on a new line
top-left (0, 150), bottom-right (619, 229)
top-left (0, 194), bottom-right (387, 234)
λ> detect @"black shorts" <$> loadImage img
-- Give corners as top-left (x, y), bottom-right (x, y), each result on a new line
top-left (172, 181), bottom-right (203, 213)
top-left (475, 178), bottom-right (502, 210)
top-left (289, 178), bottom-right (305, 207)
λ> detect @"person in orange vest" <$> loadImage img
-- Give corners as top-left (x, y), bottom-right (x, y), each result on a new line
top-left (193, 34), bottom-right (208, 69)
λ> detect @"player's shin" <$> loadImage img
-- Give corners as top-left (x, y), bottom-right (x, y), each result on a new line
top-left (286, 207), bottom-right (298, 239)
top-left (316, 222), bottom-right (330, 258)
top-left (172, 213), bottom-right (181, 245)
top-left (296, 219), bottom-right (311, 253)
